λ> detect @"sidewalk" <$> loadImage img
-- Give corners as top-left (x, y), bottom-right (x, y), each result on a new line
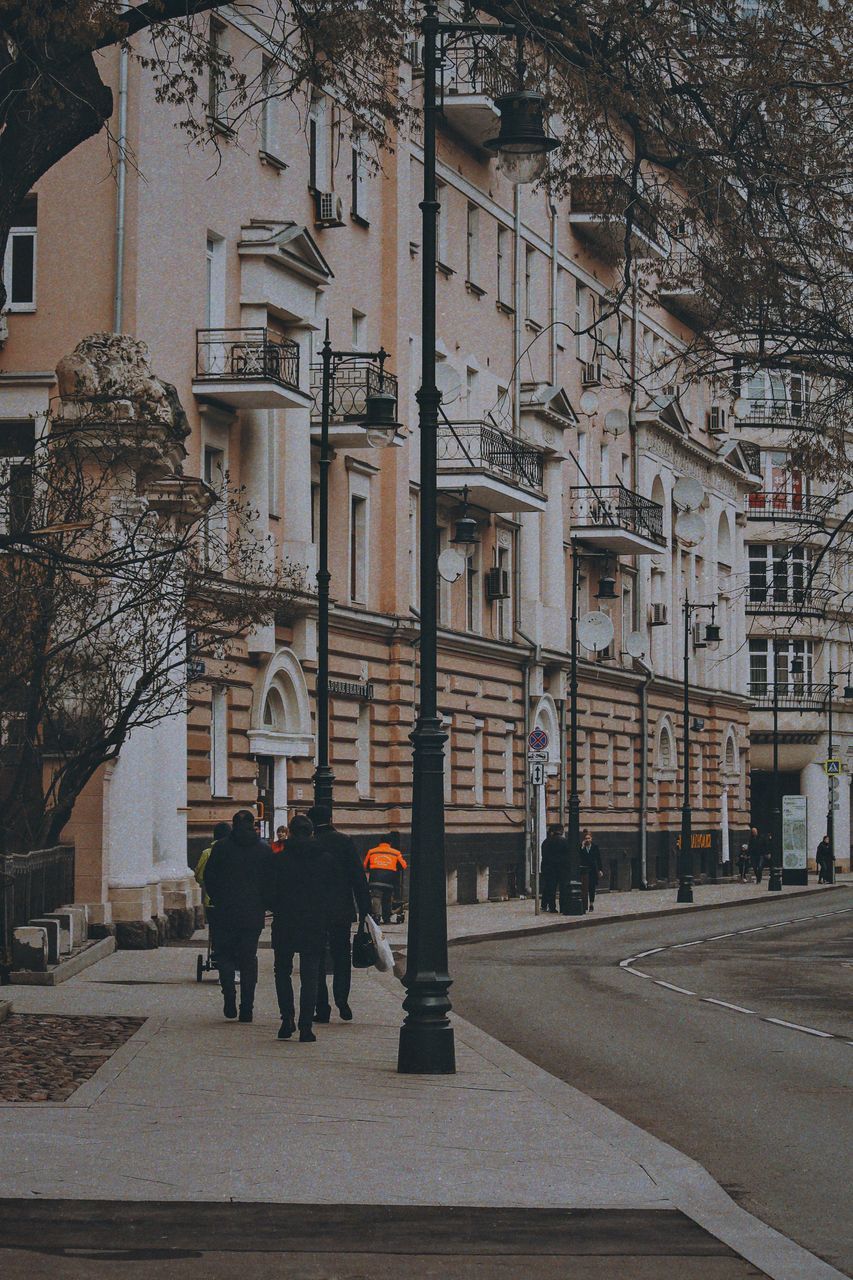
top-left (0, 927), bottom-right (846, 1279)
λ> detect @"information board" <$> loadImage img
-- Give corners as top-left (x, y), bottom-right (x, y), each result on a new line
top-left (782, 795), bottom-right (808, 871)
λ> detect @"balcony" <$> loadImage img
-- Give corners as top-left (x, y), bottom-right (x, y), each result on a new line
top-left (568, 177), bottom-right (667, 262)
top-left (745, 491), bottom-right (824, 524)
top-left (571, 486), bottom-right (666, 555)
top-left (310, 361), bottom-right (404, 449)
top-left (746, 587), bottom-right (834, 620)
top-left (735, 398), bottom-right (812, 430)
top-left (437, 422), bottom-right (546, 513)
top-left (749, 682), bottom-right (832, 711)
top-left (439, 37), bottom-right (514, 149)
top-left (193, 328), bottom-right (310, 410)
top-left (658, 251), bottom-right (719, 329)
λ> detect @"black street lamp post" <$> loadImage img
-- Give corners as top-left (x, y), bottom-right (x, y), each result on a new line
top-left (767, 642), bottom-right (784, 891)
top-left (398, 0), bottom-right (556, 1075)
top-left (678, 598), bottom-right (720, 903)
top-left (313, 325), bottom-right (399, 814)
top-left (826, 661), bottom-right (836, 884)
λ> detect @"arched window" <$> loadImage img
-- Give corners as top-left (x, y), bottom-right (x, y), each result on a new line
top-left (656, 716), bottom-right (676, 770)
top-left (723, 726), bottom-right (739, 777)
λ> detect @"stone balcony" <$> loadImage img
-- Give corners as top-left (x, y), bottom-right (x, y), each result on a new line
top-left (571, 485), bottom-right (666, 554)
top-left (309, 360), bottom-right (405, 449)
top-left (437, 421), bottom-right (546, 514)
top-left (568, 177), bottom-right (667, 262)
top-left (658, 250), bottom-right (719, 329)
top-left (438, 36), bottom-right (514, 148)
top-left (192, 328), bottom-right (310, 411)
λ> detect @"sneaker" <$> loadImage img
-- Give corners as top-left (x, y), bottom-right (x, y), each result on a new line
top-left (238, 1010), bottom-right (253, 1023)
top-left (299, 1028), bottom-right (317, 1043)
top-left (277, 1018), bottom-right (294, 1040)
top-left (223, 992), bottom-right (238, 1020)
top-left (313, 1008), bottom-right (331, 1024)
top-left (338, 1003), bottom-right (353, 1021)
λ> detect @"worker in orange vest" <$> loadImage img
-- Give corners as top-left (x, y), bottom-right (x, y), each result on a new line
top-left (363, 841), bottom-right (407, 924)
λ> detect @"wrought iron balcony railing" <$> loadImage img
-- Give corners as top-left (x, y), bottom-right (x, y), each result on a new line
top-left (749, 682), bottom-right (832, 710)
top-left (441, 35), bottom-right (515, 100)
top-left (570, 176), bottom-right (662, 248)
top-left (571, 485), bottom-right (666, 546)
top-left (196, 328), bottom-right (300, 392)
top-left (735, 398), bottom-right (812, 429)
top-left (438, 421), bottom-right (545, 493)
top-left (310, 361), bottom-right (399, 422)
top-left (746, 587), bottom-right (834, 618)
top-left (745, 490), bottom-right (822, 521)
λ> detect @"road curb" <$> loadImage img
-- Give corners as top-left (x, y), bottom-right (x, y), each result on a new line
top-left (443, 883), bottom-right (849, 949)
top-left (447, 1003), bottom-right (848, 1280)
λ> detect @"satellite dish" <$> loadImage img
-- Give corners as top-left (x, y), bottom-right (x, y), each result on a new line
top-left (604, 408), bottom-right (629, 437)
top-left (437, 547), bottom-right (465, 584)
top-left (577, 610), bottom-right (615, 652)
top-left (435, 361), bottom-right (463, 405)
top-left (625, 631), bottom-right (646, 659)
top-left (675, 509), bottom-right (705, 547)
top-left (579, 389), bottom-right (599, 416)
top-left (672, 475), bottom-right (705, 511)
top-left (732, 397), bottom-right (750, 420)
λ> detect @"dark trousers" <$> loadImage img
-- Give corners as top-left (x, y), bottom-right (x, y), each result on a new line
top-left (541, 866), bottom-right (558, 912)
top-left (315, 920), bottom-right (353, 1016)
top-left (216, 924), bottom-right (261, 1013)
top-left (586, 871), bottom-right (598, 907)
top-left (274, 939), bottom-right (322, 1030)
top-left (370, 884), bottom-right (393, 924)
top-left (752, 860), bottom-right (763, 883)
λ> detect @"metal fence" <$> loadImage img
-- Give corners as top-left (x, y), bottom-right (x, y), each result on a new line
top-left (571, 485), bottom-right (666, 545)
top-left (746, 587), bottom-right (834, 618)
top-left (0, 844), bottom-right (75, 967)
top-left (310, 361), bottom-right (399, 421)
top-left (749, 682), bottom-right (833, 710)
top-left (571, 176), bottom-right (661, 245)
top-left (196, 328), bottom-right (300, 392)
top-left (735, 399), bottom-right (811, 429)
top-left (438, 421), bottom-right (545, 492)
top-left (745, 490), bottom-right (823, 521)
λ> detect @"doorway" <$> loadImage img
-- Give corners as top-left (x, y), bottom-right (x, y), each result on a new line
top-left (257, 756), bottom-right (275, 841)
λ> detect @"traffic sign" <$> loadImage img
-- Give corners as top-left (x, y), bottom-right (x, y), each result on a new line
top-left (527, 748), bottom-right (549, 763)
top-left (824, 758), bottom-right (842, 775)
top-left (529, 761), bottom-right (546, 787)
top-left (528, 727), bottom-right (549, 753)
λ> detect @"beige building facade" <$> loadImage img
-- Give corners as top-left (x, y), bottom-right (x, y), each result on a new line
top-left (0, 13), bottom-right (803, 940)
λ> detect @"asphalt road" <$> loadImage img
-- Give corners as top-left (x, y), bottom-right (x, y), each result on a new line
top-left (450, 887), bottom-right (853, 1277)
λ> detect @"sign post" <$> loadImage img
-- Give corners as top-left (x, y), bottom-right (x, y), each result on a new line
top-left (527, 732), bottom-right (549, 917)
top-left (781, 794), bottom-right (808, 886)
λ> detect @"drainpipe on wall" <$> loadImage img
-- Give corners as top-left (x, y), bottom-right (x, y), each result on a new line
top-left (113, 43), bottom-right (129, 332)
top-left (512, 185), bottom-right (522, 434)
top-left (549, 199), bottom-right (559, 387)
top-left (558, 694), bottom-right (567, 827)
top-left (515, 623), bottom-right (540, 901)
top-left (636, 655), bottom-right (654, 888)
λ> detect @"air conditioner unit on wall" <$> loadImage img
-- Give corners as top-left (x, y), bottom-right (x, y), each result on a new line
top-left (707, 405), bottom-right (727, 435)
top-left (582, 361), bottom-right (602, 387)
top-left (650, 602), bottom-right (668, 626)
top-left (313, 190), bottom-right (345, 228)
top-left (485, 567), bottom-right (510, 601)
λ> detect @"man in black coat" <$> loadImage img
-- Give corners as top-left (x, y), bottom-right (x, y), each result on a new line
top-left (540, 824), bottom-right (569, 913)
top-left (203, 809), bottom-right (273, 1023)
top-left (268, 813), bottom-right (335, 1043)
top-left (580, 829), bottom-right (603, 910)
top-left (308, 804), bottom-right (371, 1023)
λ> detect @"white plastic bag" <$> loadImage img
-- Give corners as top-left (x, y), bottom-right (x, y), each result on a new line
top-left (365, 914), bottom-right (395, 973)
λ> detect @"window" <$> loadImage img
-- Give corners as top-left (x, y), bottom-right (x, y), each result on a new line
top-left (351, 309), bottom-right (366, 350)
top-left (495, 542), bottom-right (512, 641)
top-left (524, 245), bottom-right (536, 320)
top-left (409, 489), bottom-right (420, 607)
top-left (259, 56), bottom-right (283, 160)
top-left (436, 180), bottom-right (449, 266)
top-left (621, 581), bottom-right (634, 645)
top-left (749, 544), bottom-right (808, 603)
top-left (556, 267), bottom-right (566, 349)
top-left (473, 722), bottom-right (484, 805)
top-left (310, 481), bottom-right (320, 545)
top-left (208, 19), bottom-right (228, 127)
top-left (210, 689), bottom-right (229, 796)
top-left (575, 282), bottom-right (584, 359)
top-left (465, 366), bottom-right (478, 416)
top-left (205, 234), bottom-right (225, 330)
top-left (308, 95), bottom-right (331, 191)
top-left (749, 638), bottom-right (813, 695)
top-left (356, 704), bottom-right (371, 798)
top-left (466, 203), bottom-right (480, 284)
top-left (203, 446), bottom-right (226, 571)
top-left (466, 543), bottom-right (481, 633)
top-left (437, 524), bottom-right (450, 623)
top-left (503, 728), bottom-right (514, 805)
top-left (268, 417), bottom-right (279, 517)
top-left (351, 140), bottom-right (369, 223)
top-left (4, 196), bottom-right (37, 310)
top-left (443, 717), bottom-right (453, 803)
top-left (349, 492), bottom-right (368, 603)
top-left (496, 225), bottom-right (510, 305)
top-left (599, 441), bottom-right (610, 487)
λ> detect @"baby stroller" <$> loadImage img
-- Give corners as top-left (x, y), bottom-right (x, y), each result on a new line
top-left (195, 910), bottom-right (219, 982)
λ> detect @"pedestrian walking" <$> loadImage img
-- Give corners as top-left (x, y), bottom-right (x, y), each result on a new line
top-left (580, 829), bottom-right (603, 910)
top-left (748, 826), bottom-right (762, 883)
top-left (308, 804), bottom-right (371, 1023)
top-left (194, 820), bottom-right (231, 963)
top-left (815, 834), bottom-right (833, 884)
top-left (203, 810), bottom-right (273, 1023)
top-left (540, 824), bottom-right (568, 913)
top-left (363, 840), bottom-right (407, 924)
top-left (268, 813), bottom-right (335, 1043)
top-left (738, 842), bottom-right (750, 883)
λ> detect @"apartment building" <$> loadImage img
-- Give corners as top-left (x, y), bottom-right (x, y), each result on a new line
top-left (0, 12), bottom-right (766, 939)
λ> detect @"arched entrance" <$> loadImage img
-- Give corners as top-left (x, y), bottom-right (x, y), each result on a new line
top-left (248, 648), bottom-right (314, 837)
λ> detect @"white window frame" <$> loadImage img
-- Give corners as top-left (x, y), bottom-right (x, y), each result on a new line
top-left (351, 139), bottom-right (369, 224)
top-left (466, 203), bottom-right (480, 285)
top-left (308, 95), bottom-right (332, 192)
top-left (210, 688), bottom-right (229, 796)
top-left (205, 233), bottom-right (226, 330)
top-left (473, 721), bottom-right (484, 805)
top-left (348, 470), bottom-right (371, 605)
top-left (496, 225), bottom-right (510, 305)
top-left (503, 726), bottom-right (514, 805)
top-left (259, 56), bottom-right (285, 164)
top-left (356, 703), bottom-right (371, 799)
top-left (436, 179), bottom-right (449, 267)
top-left (466, 542), bottom-right (482, 634)
top-left (203, 443), bottom-right (227, 572)
top-left (4, 219), bottom-right (37, 312)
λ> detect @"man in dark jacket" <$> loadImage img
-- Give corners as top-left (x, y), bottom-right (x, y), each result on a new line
top-left (268, 813), bottom-right (335, 1043)
top-left (748, 826), bottom-right (762, 883)
top-left (203, 810), bottom-right (273, 1023)
top-left (580, 830), bottom-right (603, 910)
top-left (308, 805), bottom-right (371, 1023)
top-left (540, 824), bottom-right (569, 913)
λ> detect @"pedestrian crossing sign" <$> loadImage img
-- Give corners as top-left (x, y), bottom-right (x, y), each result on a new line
top-left (824, 758), bottom-right (841, 775)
